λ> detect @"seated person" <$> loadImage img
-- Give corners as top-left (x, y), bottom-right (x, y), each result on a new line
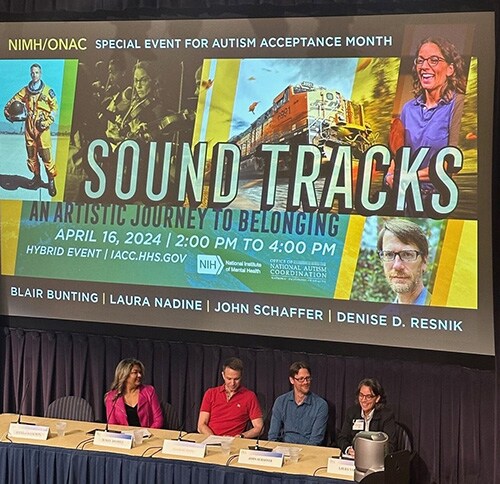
top-left (197, 357), bottom-right (263, 438)
top-left (268, 361), bottom-right (328, 445)
top-left (337, 378), bottom-right (396, 456)
top-left (104, 358), bottom-right (163, 428)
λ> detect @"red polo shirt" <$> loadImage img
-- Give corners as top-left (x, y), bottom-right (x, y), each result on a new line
top-left (200, 384), bottom-right (262, 436)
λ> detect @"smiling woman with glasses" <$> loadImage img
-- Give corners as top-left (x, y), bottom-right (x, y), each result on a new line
top-left (410, 37), bottom-right (467, 104)
top-left (337, 378), bottom-right (396, 458)
top-left (387, 36), bottom-right (468, 217)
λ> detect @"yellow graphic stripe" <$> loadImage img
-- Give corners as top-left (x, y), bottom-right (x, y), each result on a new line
top-left (444, 220), bottom-right (477, 308)
top-left (334, 215), bottom-right (366, 300)
top-left (0, 200), bottom-right (23, 275)
top-left (192, 60), bottom-right (213, 144)
top-left (196, 59), bottom-right (241, 148)
top-left (54, 60), bottom-right (78, 200)
top-left (55, 136), bottom-right (70, 200)
top-left (431, 220), bottom-right (477, 309)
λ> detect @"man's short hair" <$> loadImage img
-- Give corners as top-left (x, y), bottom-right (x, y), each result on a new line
top-left (222, 357), bottom-right (244, 373)
top-left (377, 218), bottom-right (429, 259)
top-left (30, 63), bottom-right (42, 71)
top-left (289, 361), bottom-right (311, 378)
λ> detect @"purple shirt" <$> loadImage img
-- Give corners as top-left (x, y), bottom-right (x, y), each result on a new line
top-left (400, 93), bottom-right (463, 170)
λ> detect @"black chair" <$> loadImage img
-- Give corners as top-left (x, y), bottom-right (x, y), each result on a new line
top-left (161, 401), bottom-right (180, 430)
top-left (323, 399), bottom-right (336, 446)
top-left (256, 391), bottom-right (270, 439)
top-left (45, 396), bottom-right (94, 422)
top-left (394, 421), bottom-right (413, 453)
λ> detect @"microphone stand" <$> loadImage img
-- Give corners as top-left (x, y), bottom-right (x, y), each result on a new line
top-left (171, 401), bottom-right (199, 442)
top-left (87, 391), bottom-right (120, 435)
top-left (105, 394), bottom-right (120, 432)
top-left (248, 426), bottom-right (272, 452)
top-left (12, 379), bottom-right (35, 425)
top-left (172, 421), bottom-right (195, 443)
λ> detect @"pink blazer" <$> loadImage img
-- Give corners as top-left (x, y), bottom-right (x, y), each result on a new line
top-left (105, 384), bottom-right (163, 428)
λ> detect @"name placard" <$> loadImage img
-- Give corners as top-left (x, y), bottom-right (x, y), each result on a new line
top-left (238, 449), bottom-right (284, 468)
top-left (327, 457), bottom-right (356, 480)
top-left (162, 439), bottom-right (206, 458)
top-left (8, 423), bottom-right (50, 440)
top-left (93, 430), bottom-right (133, 449)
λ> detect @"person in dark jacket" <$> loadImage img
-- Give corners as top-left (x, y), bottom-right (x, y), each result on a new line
top-left (337, 377), bottom-right (396, 457)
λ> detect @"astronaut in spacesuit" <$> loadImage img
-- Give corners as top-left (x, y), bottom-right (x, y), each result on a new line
top-left (4, 63), bottom-right (58, 196)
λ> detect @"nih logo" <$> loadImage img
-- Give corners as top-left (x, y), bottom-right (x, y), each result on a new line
top-left (197, 255), bottom-right (224, 275)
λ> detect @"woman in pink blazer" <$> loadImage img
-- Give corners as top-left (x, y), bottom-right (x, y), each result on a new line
top-left (105, 358), bottom-right (163, 428)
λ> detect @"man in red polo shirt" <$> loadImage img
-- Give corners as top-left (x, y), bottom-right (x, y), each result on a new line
top-left (197, 357), bottom-right (263, 438)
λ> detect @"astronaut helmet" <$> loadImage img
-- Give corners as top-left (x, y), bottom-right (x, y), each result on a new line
top-left (7, 101), bottom-right (27, 122)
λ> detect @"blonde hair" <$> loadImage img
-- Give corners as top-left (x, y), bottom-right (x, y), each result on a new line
top-left (109, 358), bottom-right (145, 395)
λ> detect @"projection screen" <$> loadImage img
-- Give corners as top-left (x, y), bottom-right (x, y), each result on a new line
top-left (0, 11), bottom-right (495, 355)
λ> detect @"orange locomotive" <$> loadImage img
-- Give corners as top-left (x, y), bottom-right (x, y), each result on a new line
top-left (230, 81), bottom-right (376, 177)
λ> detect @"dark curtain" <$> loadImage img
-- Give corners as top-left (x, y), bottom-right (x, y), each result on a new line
top-left (2, 326), bottom-right (495, 484)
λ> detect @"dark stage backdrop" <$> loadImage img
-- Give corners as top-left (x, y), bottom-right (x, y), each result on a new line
top-left (0, 2), bottom-right (499, 484)
top-left (1, 325), bottom-right (496, 484)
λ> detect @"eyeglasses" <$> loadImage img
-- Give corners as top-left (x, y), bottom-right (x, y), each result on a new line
top-left (414, 55), bottom-right (447, 67)
top-left (378, 250), bottom-right (421, 262)
top-left (358, 393), bottom-right (376, 400)
top-left (294, 376), bottom-right (312, 383)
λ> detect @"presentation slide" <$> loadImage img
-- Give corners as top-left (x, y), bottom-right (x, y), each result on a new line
top-left (0, 12), bottom-right (495, 354)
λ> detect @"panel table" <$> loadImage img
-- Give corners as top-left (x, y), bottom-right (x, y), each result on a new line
top-left (0, 414), bottom-right (352, 483)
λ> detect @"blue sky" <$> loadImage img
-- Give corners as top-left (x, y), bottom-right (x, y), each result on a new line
top-left (229, 57), bottom-right (359, 137)
top-left (0, 59), bottom-right (65, 125)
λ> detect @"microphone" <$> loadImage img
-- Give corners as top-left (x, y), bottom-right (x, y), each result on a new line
top-left (172, 419), bottom-right (195, 443)
top-left (87, 391), bottom-right (120, 435)
top-left (248, 424), bottom-right (272, 452)
top-left (12, 378), bottom-right (35, 425)
top-left (105, 391), bottom-right (121, 432)
top-left (247, 404), bottom-right (272, 452)
top-left (173, 429), bottom-right (195, 443)
top-left (170, 400), bottom-right (196, 442)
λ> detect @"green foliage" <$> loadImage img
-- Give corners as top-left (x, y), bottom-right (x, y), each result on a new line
top-left (351, 248), bottom-right (393, 302)
top-left (460, 57), bottom-right (477, 139)
top-left (364, 58), bottom-right (400, 145)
